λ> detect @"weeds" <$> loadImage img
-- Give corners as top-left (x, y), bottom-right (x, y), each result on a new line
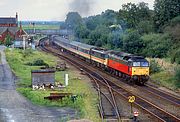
top-left (174, 68), bottom-right (180, 88)
top-left (150, 59), bottom-right (161, 74)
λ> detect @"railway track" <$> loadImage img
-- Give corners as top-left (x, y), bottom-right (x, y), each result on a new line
top-left (39, 43), bottom-right (121, 121)
top-left (94, 62), bottom-right (180, 108)
top-left (144, 84), bottom-right (180, 106)
top-left (39, 41), bottom-right (180, 122)
top-left (90, 74), bottom-right (121, 121)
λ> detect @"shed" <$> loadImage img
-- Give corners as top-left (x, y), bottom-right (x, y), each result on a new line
top-left (31, 69), bottom-right (55, 86)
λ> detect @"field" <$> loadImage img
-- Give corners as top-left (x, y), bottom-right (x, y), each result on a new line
top-left (5, 48), bottom-right (100, 121)
top-left (22, 24), bottom-right (60, 30)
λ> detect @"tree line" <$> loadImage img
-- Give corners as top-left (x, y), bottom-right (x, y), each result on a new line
top-left (63, 0), bottom-right (180, 64)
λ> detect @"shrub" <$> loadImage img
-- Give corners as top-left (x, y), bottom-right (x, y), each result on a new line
top-left (174, 68), bottom-right (180, 88)
top-left (141, 33), bottom-right (172, 58)
top-left (5, 34), bottom-right (13, 46)
top-left (26, 59), bottom-right (49, 66)
top-left (150, 60), bottom-right (161, 74)
top-left (170, 49), bottom-right (180, 64)
top-left (164, 16), bottom-right (180, 41)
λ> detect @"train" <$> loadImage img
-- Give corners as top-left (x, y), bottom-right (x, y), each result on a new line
top-left (50, 36), bottom-right (149, 85)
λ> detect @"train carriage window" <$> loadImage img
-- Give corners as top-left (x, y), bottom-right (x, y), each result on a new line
top-left (101, 54), bottom-right (105, 58)
top-left (85, 50), bottom-right (89, 54)
top-left (141, 62), bottom-right (149, 67)
top-left (105, 54), bottom-right (108, 58)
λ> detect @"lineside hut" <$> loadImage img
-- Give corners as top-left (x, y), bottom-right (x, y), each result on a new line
top-left (31, 69), bottom-right (55, 87)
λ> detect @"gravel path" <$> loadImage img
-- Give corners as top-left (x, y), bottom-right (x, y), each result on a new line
top-left (0, 46), bottom-right (77, 122)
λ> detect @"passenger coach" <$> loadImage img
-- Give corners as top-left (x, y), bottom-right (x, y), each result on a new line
top-left (52, 36), bottom-right (149, 85)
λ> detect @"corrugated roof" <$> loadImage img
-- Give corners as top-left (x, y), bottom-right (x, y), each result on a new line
top-left (0, 18), bottom-right (17, 24)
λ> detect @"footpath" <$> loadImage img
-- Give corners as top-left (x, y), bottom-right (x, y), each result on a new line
top-left (0, 46), bottom-right (76, 122)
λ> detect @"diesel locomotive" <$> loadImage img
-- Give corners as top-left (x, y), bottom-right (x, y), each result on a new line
top-left (51, 36), bottom-right (149, 85)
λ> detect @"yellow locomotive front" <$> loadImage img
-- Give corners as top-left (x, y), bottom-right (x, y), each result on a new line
top-left (131, 59), bottom-right (150, 84)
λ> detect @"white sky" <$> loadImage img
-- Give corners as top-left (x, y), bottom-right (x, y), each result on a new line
top-left (0, 0), bottom-right (154, 21)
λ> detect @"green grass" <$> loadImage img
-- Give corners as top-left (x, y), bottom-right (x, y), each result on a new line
top-left (151, 70), bottom-right (179, 90)
top-left (148, 58), bottom-right (180, 90)
top-left (22, 25), bottom-right (59, 30)
top-left (5, 48), bottom-right (100, 121)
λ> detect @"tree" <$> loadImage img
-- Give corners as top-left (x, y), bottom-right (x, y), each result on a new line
top-left (5, 34), bottom-right (13, 46)
top-left (122, 29), bottom-right (144, 54)
top-left (107, 32), bottom-right (123, 49)
top-left (137, 20), bottom-right (154, 34)
top-left (154, 0), bottom-right (180, 31)
top-left (65, 12), bottom-right (82, 30)
top-left (74, 24), bottom-right (89, 39)
top-left (164, 16), bottom-right (180, 41)
top-left (141, 33), bottom-right (172, 58)
top-left (121, 2), bottom-right (139, 28)
top-left (119, 2), bottom-right (151, 28)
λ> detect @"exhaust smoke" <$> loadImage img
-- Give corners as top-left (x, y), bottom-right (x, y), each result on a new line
top-left (69, 0), bottom-right (95, 16)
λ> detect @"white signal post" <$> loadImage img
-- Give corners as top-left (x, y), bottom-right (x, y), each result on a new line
top-left (65, 74), bottom-right (69, 86)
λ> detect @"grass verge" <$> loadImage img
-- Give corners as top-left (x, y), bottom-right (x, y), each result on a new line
top-left (151, 71), bottom-right (179, 90)
top-left (149, 58), bottom-right (180, 90)
top-left (5, 48), bottom-right (100, 121)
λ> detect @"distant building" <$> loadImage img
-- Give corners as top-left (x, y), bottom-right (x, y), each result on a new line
top-left (0, 13), bottom-right (18, 42)
top-left (0, 13), bottom-right (29, 48)
top-left (15, 21), bottom-right (28, 39)
top-left (14, 21), bottom-right (29, 48)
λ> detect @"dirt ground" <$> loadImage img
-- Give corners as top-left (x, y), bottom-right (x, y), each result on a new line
top-left (0, 46), bottom-right (77, 122)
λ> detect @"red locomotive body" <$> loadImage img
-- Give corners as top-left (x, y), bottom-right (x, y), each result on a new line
top-left (108, 59), bottom-right (131, 75)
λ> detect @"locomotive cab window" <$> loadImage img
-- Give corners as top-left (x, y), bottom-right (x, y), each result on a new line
top-left (141, 62), bottom-right (149, 67)
top-left (133, 62), bottom-right (140, 67)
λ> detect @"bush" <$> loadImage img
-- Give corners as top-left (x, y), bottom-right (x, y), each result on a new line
top-left (170, 49), bottom-right (180, 64)
top-left (26, 59), bottom-right (49, 66)
top-left (150, 60), bottom-right (161, 74)
top-left (137, 20), bottom-right (154, 34)
top-left (141, 33), bottom-right (172, 58)
top-left (164, 16), bottom-right (180, 41)
top-left (168, 16), bottom-right (180, 27)
top-left (174, 68), bottom-right (180, 88)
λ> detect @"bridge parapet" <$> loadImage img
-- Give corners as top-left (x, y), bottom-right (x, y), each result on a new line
top-left (25, 29), bottom-right (72, 36)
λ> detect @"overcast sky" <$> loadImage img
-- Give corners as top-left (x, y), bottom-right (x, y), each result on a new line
top-left (0, 0), bottom-right (154, 21)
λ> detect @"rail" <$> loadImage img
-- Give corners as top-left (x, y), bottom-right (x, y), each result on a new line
top-left (39, 41), bottom-right (180, 122)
